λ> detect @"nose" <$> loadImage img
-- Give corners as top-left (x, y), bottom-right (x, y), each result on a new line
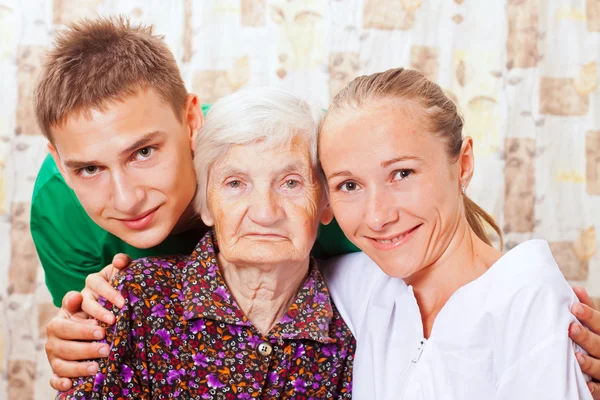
top-left (111, 170), bottom-right (146, 215)
top-left (247, 185), bottom-right (284, 226)
top-left (365, 187), bottom-right (399, 232)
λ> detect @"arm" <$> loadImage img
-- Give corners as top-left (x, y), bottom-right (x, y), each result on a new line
top-left (46, 254), bottom-right (132, 391)
top-left (570, 287), bottom-right (600, 397)
top-left (495, 279), bottom-right (592, 399)
top-left (56, 268), bottom-right (150, 399)
top-left (31, 161), bottom-right (106, 306)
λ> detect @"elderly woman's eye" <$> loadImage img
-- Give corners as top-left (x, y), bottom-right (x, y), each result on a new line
top-left (227, 180), bottom-right (242, 188)
top-left (284, 179), bottom-right (300, 189)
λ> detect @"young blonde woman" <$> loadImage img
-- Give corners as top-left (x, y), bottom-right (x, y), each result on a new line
top-left (320, 67), bottom-right (594, 399)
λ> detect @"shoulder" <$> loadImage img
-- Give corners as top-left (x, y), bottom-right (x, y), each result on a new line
top-left (103, 255), bottom-right (189, 309)
top-left (489, 240), bottom-right (573, 301)
top-left (32, 154), bottom-right (67, 201)
top-left (321, 252), bottom-right (385, 281)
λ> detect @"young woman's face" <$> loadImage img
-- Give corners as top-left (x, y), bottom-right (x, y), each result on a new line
top-left (319, 101), bottom-right (471, 279)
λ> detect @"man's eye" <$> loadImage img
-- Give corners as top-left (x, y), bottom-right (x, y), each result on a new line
top-left (137, 147), bottom-right (154, 158)
top-left (78, 166), bottom-right (99, 177)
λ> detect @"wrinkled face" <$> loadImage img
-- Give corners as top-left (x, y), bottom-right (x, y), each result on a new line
top-left (203, 137), bottom-right (332, 267)
top-left (319, 101), bottom-right (469, 279)
top-left (49, 89), bottom-right (202, 249)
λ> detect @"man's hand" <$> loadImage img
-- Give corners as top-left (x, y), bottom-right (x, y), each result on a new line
top-left (81, 253), bottom-right (132, 324)
top-left (570, 286), bottom-right (600, 398)
top-left (46, 291), bottom-right (108, 391)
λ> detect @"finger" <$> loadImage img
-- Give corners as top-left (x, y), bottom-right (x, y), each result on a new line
top-left (81, 293), bottom-right (116, 325)
top-left (47, 317), bottom-right (105, 341)
top-left (50, 374), bottom-right (74, 392)
top-left (50, 358), bottom-right (100, 379)
top-left (572, 302), bottom-right (600, 335)
top-left (61, 291), bottom-right (84, 314)
top-left (574, 286), bottom-right (595, 308)
top-left (577, 352), bottom-right (600, 381)
top-left (589, 381), bottom-right (600, 400)
top-left (48, 338), bottom-right (109, 363)
top-left (85, 274), bottom-right (124, 309)
top-left (111, 253), bottom-right (132, 270)
top-left (570, 323), bottom-right (600, 358)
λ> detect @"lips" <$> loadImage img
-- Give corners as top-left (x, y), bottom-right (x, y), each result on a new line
top-left (366, 224), bottom-right (422, 250)
top-left (118, 206), bottom-right (160, 230)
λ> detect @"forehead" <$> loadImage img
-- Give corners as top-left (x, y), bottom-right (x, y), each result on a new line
top-left (212, 135), bottom-right (313, 174)
top-left (51, 89), bottom-right (180, 157)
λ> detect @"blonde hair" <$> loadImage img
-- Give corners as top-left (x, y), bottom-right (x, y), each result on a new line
top-left (324, 67), bottom-right (503, 248)
top-left (34, 16), bottom-right (187, 143)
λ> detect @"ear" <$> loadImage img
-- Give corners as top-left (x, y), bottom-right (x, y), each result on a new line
top-left (48, 142), bottom-right (73, 188)
top-left (183, 93), bottom-right (204, 152)
top-left (199, 203), bottom-right (215, 227)
top-left (458, 136), bottom-right (475, 191)
top-left (319, 201), bottom-right (334, 226)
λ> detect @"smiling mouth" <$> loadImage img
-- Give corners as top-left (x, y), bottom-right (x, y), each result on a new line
top-left (368, 224), bottom-right (422, 245)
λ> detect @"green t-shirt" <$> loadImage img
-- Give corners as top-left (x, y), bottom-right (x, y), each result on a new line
top-left (31, 105), bottom-right (359, 306)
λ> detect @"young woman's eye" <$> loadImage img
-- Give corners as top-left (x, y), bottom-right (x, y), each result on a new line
top-left (393, 169), bottom-right (413, 181)
top-left (337, 181), bottom-right (359, 192)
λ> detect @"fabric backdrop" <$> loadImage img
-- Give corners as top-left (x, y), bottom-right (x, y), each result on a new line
top-left (1, 0), bottom-right (599, 398)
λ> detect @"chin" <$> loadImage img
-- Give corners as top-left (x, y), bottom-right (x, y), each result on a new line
top-left (116, 227), bottom-right (171, 249)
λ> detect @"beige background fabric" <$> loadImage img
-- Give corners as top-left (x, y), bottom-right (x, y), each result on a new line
top-left (0, 0), bottom-right (599, 398)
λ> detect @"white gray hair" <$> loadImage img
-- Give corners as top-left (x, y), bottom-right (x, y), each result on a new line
top-left (193, 86), bottom-right (325, 214)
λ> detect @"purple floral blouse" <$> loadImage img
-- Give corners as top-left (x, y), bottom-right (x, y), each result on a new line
top-left (57, 230), bottom-right (355, 399)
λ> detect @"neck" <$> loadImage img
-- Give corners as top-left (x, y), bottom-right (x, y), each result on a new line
top-left (405, 219), bottom-right (502, 338)
top-left (171, 203), bottom-right (207, 235)
top-left (217, 254), bottom-right (310, 335)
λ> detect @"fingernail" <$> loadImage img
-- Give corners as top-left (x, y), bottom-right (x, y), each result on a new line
top-left (574, 303), bottom-right (584, 316)
top-left (104, 314), bottom-right (113, 324)
top-left (577, 353), bottom-right (585, 365)
top-left (117, 297), bottom-right (125, 308)
top-left (99, 346), bottom-right (109, 357)
top-left (93, 330), bottom-right (103, 339)
top-left (572, 325), bottom-right (580, 337)
top-left (87, 364), bottom-right (98, 375)
top-left (590, 384), bottom-right (595, 394)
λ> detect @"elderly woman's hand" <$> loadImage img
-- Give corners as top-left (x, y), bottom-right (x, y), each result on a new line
top-left (569, 286), bottom-right (600, 397)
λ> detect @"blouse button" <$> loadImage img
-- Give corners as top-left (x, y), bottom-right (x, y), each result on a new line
top-left (257, 342), bottom-right (273, 357)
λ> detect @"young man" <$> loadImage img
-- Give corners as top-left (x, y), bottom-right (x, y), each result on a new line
top-left (33, 16), bottom-right (600, 395)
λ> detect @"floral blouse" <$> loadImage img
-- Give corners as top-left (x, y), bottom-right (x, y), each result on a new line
top-left (58, 230), bottom-right (355, 399)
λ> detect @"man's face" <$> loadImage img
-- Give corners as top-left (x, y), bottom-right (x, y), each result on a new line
top-left (49, 88), bottom-right (203, 249)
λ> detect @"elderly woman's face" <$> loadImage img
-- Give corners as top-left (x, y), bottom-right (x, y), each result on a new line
top-left (203, 136), bottom-right (331, 266)
top-left (320, 101), bottom-right (471, 279)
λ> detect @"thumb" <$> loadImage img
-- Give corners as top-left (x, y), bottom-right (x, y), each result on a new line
top-left (61, 291), bottom-right (84, 314)
top-left (111, 253), bottom-right (132, 270)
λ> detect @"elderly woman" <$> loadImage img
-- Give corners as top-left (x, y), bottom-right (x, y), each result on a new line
top-left (57, 87), bottom-right (354, 399)
top-left (319, 67), bottom-right (594, 399)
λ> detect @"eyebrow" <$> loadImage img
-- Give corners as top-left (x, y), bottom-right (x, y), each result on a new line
top-left (326, 156), bottom-right (422, 180)
top-left (63, 131), bottom-right (165, 170)
top-left (381, 156), bottom-right (422, 168)
top-left (216, 161), bottom-right (309, 180)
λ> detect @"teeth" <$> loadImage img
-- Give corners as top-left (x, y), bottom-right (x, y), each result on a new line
top-left (376, 234), bottom-right (403, 244)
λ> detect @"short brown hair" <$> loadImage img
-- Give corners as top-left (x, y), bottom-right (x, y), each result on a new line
top-left (34, 16), bottom-right (187, 142)
top-left (323, 67), bottom-right (503, 249)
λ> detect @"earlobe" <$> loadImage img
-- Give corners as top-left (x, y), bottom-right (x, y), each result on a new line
top-left (320, 204), bottom-right (334, 226)
top-left (199, 204), bottom-right (215, 227)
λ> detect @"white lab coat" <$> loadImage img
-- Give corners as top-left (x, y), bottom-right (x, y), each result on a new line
top-left (322, 240), bottom-right (591, 400)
